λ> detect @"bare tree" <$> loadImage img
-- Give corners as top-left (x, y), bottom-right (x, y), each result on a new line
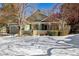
top-left (18, 3), bottom-right (36, 36)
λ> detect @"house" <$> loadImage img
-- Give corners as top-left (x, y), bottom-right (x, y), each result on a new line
top-left (23, 10), bottom-right (70, 36)
top-left (0, 9), bottom-right (70, 36)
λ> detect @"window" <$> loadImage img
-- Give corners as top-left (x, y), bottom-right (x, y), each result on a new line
top-left (24, 24), bottom-right (31, 31)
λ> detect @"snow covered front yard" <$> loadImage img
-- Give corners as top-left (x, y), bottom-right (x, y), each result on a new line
top-left (0, 34), bottom-right (79, 56)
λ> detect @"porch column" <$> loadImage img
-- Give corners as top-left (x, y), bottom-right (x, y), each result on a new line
top-left (38, 22), bottom-right (41, 30)
top-left (48, 23), bottom-right (51, 30)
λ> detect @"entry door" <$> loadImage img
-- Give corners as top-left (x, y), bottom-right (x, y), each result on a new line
top-left (41, 24), bottom-right (48, 30)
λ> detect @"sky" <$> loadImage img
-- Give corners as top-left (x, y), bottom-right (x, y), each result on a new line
top-left (36, 3), bottom-right (55, 10)
top-left (36, 3), bottom-right (62, 14)
top-left (0, 3), bottom-right (58, 12)
top-left (0, 3), bottom-right (62, 17)
top-left (0, 3), bottom-right (59, 10)
top-left (36, 3), bottom-right (62, 13)
top-left (0, 3), bottom-right (62, 9)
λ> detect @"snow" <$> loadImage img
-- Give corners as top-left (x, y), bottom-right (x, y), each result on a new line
top-left (0, 34), bottom-right (79, 56)
top-left (51, 48), bottom-right (79, 56)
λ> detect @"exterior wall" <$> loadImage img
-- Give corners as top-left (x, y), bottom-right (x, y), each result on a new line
top-left (60, 25), bottom-right (71, 36)
top-left (33, 30), bottom-right (47, 36)
top-left (0, 24), bottom-right (7, 36)
top-left (0, 26), bottom-right (7, 33)
top-left (23, 24), bottom-right (32, 36)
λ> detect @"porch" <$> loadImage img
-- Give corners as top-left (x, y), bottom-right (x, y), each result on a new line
top-left (23, 21), bottom-right (70, 36)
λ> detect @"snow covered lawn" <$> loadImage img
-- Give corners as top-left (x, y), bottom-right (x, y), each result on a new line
top-left (0, 34), bottom-right (79, 56)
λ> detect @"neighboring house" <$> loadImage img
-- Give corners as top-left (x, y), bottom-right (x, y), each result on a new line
top-left (23, 10), bottom-right (70, 36)
top-left (0, 17), bottom-right (19, 35)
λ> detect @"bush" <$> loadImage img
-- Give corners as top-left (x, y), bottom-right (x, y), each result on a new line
top-left (47, 31), bottom-right (58, 36)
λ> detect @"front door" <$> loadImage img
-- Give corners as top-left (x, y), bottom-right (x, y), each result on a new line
top-left (41, 24), bottom-right (48, 30)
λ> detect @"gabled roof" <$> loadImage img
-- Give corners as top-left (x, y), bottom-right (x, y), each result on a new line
top-left (26, 10), bottom-right (47, 22)
top-left (42, 13), bottom-right (61, 22)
